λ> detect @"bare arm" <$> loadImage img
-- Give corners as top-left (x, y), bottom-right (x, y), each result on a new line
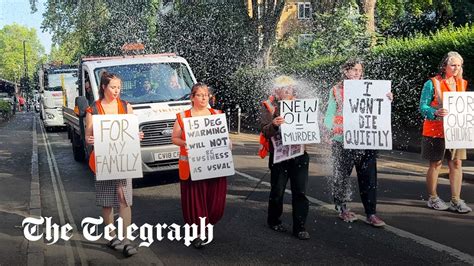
top-left (85, 112), bottom-right (94, 145)
top-left (171, 120), bottom-right (186, 147)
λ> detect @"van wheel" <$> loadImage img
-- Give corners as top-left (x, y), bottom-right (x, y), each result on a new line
top-left (72, 131), bottom-right (85, 162)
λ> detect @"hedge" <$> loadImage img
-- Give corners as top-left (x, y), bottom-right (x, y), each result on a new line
top-left (287, 24), bottom-right (474, 129)
top-left (224, 25), bottom-right (473, 138)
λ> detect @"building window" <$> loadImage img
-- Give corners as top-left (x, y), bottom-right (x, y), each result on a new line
top-left (298, 34), bottom-right (314, 48)
top-left (298, 2), bottom-right (312, 20)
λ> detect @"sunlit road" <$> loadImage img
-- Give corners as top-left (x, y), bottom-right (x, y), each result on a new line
top-left (35, 120), bottom-right (474, 265)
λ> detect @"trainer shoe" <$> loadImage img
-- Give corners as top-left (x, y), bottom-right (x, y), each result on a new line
top-left (427, 196), bottom-right (449, 211)
top-left (365, 214), bottom-right (386, 227)
top-left (338, 210), bottom-right (358, 223)
top-left (449, 199), bottom-right (472, 213)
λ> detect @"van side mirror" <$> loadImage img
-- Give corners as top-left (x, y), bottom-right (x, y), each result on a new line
top-left (75, 96), bottom-right (89, 117)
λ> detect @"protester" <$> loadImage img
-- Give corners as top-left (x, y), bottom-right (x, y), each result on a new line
top-left (171, 82), bottom-right (227, 249)
top-left (259, 75), bottom-right (310, 240)
top-left (85, 71), bottom-right (144, 257)
top-left (324, 58), bottom-right (393, 227)
top-left (419, 51), bottom-right (471, 213)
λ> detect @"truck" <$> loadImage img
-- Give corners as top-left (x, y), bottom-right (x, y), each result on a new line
top-left (64, 53), bottom-right (194, 174)
top-left (38, 64), bottom-right (78, 130)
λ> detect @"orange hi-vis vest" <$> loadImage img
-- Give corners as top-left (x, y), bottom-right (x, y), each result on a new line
top-left (422, 76), bottom-right (467, 138)
top-left (176, 108), bottom-right (221, 181)
top-left (332, 83), bottom-right (344, 136)
top-left (88, 99), bottom-right (128, 174)
top-left (258, 97), bottom-right (276, 158)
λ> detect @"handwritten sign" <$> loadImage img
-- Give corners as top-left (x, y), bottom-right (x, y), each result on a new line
top-left (280, 98), bottom-right (320, 145)
top-left (183, 113), bottom-right (235, 181)
top-left (271, 134), bottom-right (304, 164)
top-left (343, 80), bottom-right (392, 150)
top-left (92, 115), bottom-right (143, 180)
top-left (443, 92), bottom-right (474, 149)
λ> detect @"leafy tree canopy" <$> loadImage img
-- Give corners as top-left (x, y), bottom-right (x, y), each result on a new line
top-left (0, 23), bottom-right (45, 82)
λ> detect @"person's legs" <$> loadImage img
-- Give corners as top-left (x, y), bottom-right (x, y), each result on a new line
top-left (267, 154), bottom-right (289, 228)
top-left (207, 177), bottom-right (227, 224)
top-left (355, 150), bottom-right (377, 217)
top-left (426, 160), bottom-right (443, 197)
top-left (118, 184), bottom-right (131, 230)
top-left (180, 179), bottom-right (208, 225)
top-left (447, 159), bottom-right (462, 200)
top-left (446, 158), bottom-right (471, 213)
top-left (332, 143), bottom-right (354, 211)
top-left (288, 152), bottom-right (309, 235)
top-left (102, 207), bottom-right (114, 228)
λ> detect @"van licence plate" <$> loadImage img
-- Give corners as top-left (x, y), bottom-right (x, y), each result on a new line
top-left (154, 151), bottom-right (180, 161)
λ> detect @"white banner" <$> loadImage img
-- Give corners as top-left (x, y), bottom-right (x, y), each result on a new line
top-left (182, 113), bottom-right (234, 181)
top-left (443, 91), bottom-right (474, 149)
top-left (280, 98), bottom-right (320, 145)
top-left (92, 114), bottom-right (143, 180)
top-left (271, 134), bottom-right (304, 164)
top-left (343, 80), bottom-right (392, 150)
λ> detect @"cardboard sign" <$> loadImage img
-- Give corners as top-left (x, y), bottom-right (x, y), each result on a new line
top-left (280, 98), bottom-right (320, 145)
top-left (271, 134), bottom-right (304, 164)
top-left (443, 91), bottom-right (474, 149)
top-left (343, 80), bottom-right (392, 150)
top-left (92, 115), bottom-right (143, 180)
top-left (182, 113), bottom-right (235, 181)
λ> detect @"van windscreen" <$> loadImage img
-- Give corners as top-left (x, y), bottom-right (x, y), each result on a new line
top-left (94, 62), bottom-right (193, 104)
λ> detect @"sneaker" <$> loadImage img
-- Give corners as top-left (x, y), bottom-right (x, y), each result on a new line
top-left (427, 196), bottom-right (449, 211)
top-left (365, 214), bottom-right (386, 227)
top-left (269, 224), bottom-right (287, 233)
top-left (449, 200), bottom-right (472, 213)
top-left (338, 210), bottom-right (358, 223)
top-left (293, 231), bottom-right (310, 240)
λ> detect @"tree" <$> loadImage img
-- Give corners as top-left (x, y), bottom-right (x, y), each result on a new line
top-left (247, 0), bottom-right (285, 67)
top-left (376, 0), bottom-right (473, 37)
top-left (156, 3), bottom-right (257, 98)
top-left (0, 23), bottom-right (45, 82)
top-left (36, 0), bottom-right (160, 57)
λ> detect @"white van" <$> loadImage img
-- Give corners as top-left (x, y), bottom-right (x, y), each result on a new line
top-left (64, 53), bottom-right (194, 173)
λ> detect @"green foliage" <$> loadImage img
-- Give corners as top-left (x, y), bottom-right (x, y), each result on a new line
top-left (282, 25), bottom-right (474, 131)
top-left (0, 99), bottom-right (12, 118)
top-left (376, 0), bottom-right (473, 37)
top-left (273, 4), bottom-right (370, 67)
top-left (156, 3), bottom-right (258, 98)
top-left (0, 23), bottom-right (45, 82)
top-left (40, 0), bottom-right (160, 57)
top-left (222, 66), bottom-right (279, 131)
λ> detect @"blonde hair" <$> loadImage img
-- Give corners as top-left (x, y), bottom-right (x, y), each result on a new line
top-left (438, 51), bottom-right (463, 79)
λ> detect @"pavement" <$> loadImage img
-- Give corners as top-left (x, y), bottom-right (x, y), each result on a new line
top-left (0, 112), bottom-right (38, 266)
top-left (228, 132), bottom-right (474, 182)
top-left (1, 112), bottom-right (473, 265)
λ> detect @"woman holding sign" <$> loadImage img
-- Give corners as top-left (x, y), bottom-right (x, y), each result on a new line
top-left (85, 71), bottom-right (143, 257)
top-left (260, 76), bottom-right (311, 240)
top-left (172, 82), bottom-right (227, 249)
top-left (324, 59), bottom-right (392, 227)
top-left (419, 51), bottom-right (471, 213)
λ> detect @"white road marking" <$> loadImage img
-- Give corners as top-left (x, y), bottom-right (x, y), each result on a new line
top-left (235, 170), bottom-right (474, 265)
top-left (40, 121), bottom-right (87, 265)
